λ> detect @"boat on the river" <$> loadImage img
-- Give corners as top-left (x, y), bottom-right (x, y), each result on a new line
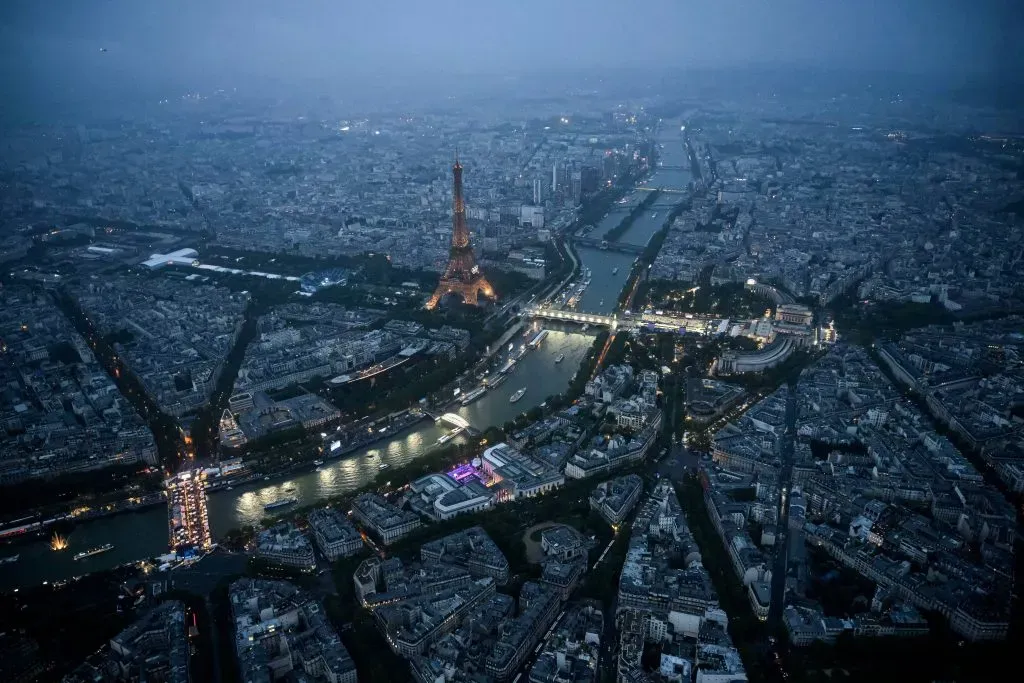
top-left (0, 554), bottom-right (19, 565)
top-left (460, 386), bottom-right (487, 406)
top-left (437, 431), bottom-right (459, 445)
top-left (264, 497), bottom-right (298, 511)
top-left (555, 354), bottom-right (565, 364)
top-left (510, 388), bottom-right (526, 403)
top-left (379, 463), bottom-right (390, 470)
top-left (74, 544), bottom-right (113, 561)
top-left (612, 267), bottom-right (619, 275)
top-left (313, 459), bottom-right (324, 467)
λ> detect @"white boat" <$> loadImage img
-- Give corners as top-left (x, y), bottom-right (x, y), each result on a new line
top-left (555, 354), bottom-right (565, 364)
top-left (74, 544), bottom-right (114, 561)
top-left (0, 554), bottom-right (19, 565)
top-left (313, 459), bottom-right (324, 466)
top-left (612, 267), bottom-right (619, 275)
top-left (510, 388), bottom-right (526, 403)
top-left (379, 463), bottom-right (390, 470)
top-left (264, 497), bottom-right (298, 511)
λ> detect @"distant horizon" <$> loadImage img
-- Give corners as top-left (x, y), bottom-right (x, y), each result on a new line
top-left (3, 62), bottom-right (1024, 128)
top-left (3, 0), bottom-right (1022, 124)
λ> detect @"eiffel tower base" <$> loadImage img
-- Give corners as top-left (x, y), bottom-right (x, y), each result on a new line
top-left (426, 277), bottom-right (494, 310)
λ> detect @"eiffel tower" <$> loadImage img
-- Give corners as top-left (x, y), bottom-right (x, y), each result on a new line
top-left (425, 155), bottom-right (495, 309)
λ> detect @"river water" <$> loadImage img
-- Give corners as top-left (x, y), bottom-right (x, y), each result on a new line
top-left (0, 125), bottom-right (692, 591)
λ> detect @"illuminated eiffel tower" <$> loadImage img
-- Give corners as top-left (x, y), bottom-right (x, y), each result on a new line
top-left (426, 155), bottom-right (495, 309)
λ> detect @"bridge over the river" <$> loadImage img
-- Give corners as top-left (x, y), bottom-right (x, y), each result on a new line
top-left (524, 306), bottom-right (722, 337)
top-left (525, 306), bottom-right (623, 328)
top-left (572, 238), bottom-right (645, 255)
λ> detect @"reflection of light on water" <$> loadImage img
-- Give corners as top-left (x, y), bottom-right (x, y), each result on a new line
top-left (407, 430), bottom-right (422, 451)
top-left (210, 332), bottom-right (602, 533)
top-left (235, 490), bottom-right (268, 528)
top-left (317, 466), bottom-right (337, 487)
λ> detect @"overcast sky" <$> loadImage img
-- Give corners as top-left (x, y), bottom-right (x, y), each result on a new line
top-left (2, 0), bottom-right (1021, 112)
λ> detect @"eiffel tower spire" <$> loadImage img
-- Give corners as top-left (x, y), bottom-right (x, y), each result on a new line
top-left (426, 155), bottom-right (494, 309)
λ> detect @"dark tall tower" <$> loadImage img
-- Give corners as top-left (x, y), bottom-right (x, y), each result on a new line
top-left (426, 156), bottom-right (495, 309)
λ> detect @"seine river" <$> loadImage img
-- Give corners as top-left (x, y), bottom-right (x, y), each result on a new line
top-left (0, 124), bottom-right (691, 591)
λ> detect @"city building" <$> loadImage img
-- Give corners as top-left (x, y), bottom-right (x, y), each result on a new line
top-left (351, 493), bottom-right (421, 544)
top-left (0, 291), bottom-right (158, 483)
top-left (694, 643), bottom-right (747, 683)
top-left (540, 525), bottom-right (590, 562)
top-left (63, 601), bottom-right (190, 683)
top-left (408, 472), bottom-right (496, 521)
top-left (482, 443), bottom-right (565, 500)
top-left (141, 247), bottom-right (200, 270)
top-left (420, 526), bottom-right (510, 584)
top-left (564, 419), bottom-right (661, 480)
top-left (255, 523), bottom-right (317, 571)
top-left (486, 582), bottom-right (561, 682)
top-left (618, 482), bottom-right (719, 632)
top-left (590, 474), bottom-right (644, 526)
top-left (230, 579), bottom-right (357, 683)
top-left (307, 507), bottom-right (364, 560)
top-left (528, 602), bottom-right (603, 683)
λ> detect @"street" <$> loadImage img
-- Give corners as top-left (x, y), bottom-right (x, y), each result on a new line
top-left (766, 384), bottom-right (797, 630)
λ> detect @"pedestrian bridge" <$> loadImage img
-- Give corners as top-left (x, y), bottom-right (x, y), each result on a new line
top-left (437, 413), bottom-right (470, 429)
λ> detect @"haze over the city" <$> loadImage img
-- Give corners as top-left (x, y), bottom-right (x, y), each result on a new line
top-left (2, 0), bottom-right (1022, 118)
